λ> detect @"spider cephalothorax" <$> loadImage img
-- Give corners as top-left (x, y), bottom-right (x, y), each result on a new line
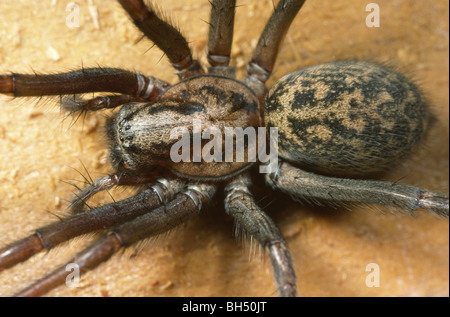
top-left (109, 75), bottom-right (261, 179)
top-left (0, 0), bottom-right (448, 297)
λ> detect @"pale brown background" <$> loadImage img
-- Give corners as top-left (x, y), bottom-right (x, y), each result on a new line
top-left (0, 0), bottom-right (448, 297)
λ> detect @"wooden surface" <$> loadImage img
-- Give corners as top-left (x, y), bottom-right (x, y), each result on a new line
top-left (0, 0), bottom-right (448, 297)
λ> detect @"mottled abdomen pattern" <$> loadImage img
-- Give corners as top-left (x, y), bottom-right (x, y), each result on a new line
top-left (265, 61), bottom-right (428, 177)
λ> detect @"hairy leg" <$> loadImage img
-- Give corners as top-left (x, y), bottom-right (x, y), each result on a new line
top-left (244, 0), bottom-right (306, 99)
top-left (207, 0), bottom-right (236, 77)
top-left (225, 174), bottom-right (297, 297)
top-left (118, 0), bottom-right (203, 79)
top-left (15, 183), bottom-right (216, 296)
top-left (0, 178), bottom-right (184, 271)
top-left (266, 161), bottom-right (449, 218)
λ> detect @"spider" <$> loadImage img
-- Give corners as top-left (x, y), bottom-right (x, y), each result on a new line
top-left (0, 0), bottom-right (448, 296)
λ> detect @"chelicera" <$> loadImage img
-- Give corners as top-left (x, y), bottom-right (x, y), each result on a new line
top-left (0, 0), bottom-right (448, 297)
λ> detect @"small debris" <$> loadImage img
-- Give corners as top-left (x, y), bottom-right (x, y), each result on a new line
top-left (54, 196), bottom-right (61, 208)
top-left (159, 280), bottom-right (174, 291)
top-left (46, 45), bottom-right (60, 61)
top-left (88, 0), bottom-right (100, 29)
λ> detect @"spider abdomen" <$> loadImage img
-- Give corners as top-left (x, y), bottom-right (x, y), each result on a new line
top-left (265, 61), bottom-right (428, 177)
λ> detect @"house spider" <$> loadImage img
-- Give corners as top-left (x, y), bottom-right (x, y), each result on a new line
top-left (0, 0), bottom-right (448, 296)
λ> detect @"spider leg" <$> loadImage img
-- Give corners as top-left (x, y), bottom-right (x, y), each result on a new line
top-left (118, 0), bottom-right (204, 79)
top-left (224, 174), bottom-right (297, 297)
top-left (244, 0), bottom-right (306, 99)
top-left (267, 161), bottom-right (450, 218)
top-left (69, 172), bottom-right (158, 213)
top-left (207, 0), bottom-right (236, 77)
top-left (0, 178), bottom-right (184, 272)
top-left (0, 68), bottom-right (170, 110)
top-left (61, 94), bottom-right (143, 113)
top-left (14, 183), bottom-right (217, 297)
